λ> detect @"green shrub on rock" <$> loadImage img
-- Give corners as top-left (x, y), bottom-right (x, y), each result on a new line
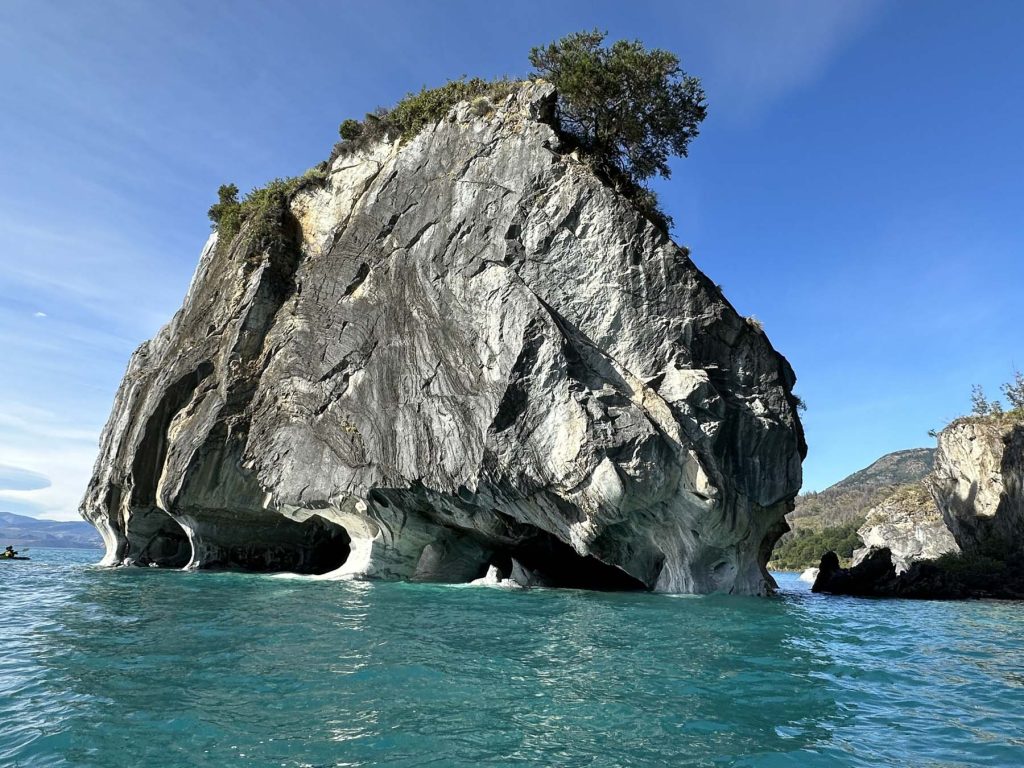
top-left (338, 119), bottom-right (363, 141)
top-left (207, 168), bottom-right (328, 258)
top-left (207, 183), bottom-right (242, 247)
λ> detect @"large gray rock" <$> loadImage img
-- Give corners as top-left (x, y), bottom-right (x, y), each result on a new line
top-left (852, 483), bottom-right (959, 573)
top-left (928, 417), bottom-right (1024, 558)
top-left (80, 82), bottom-right (805, 594)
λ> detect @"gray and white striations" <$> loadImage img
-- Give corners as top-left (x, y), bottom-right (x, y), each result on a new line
top-left (928, 417), bottom-right (1024, 557)
top-left (81, 82), bottom-right (805, 594)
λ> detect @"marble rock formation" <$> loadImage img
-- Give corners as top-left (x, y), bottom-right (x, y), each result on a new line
top-left (817, 416), bottom-right (1024, 599)
top-left (927, 417), bottom-right (1024, 558)
top-left (852, 484), bottom-right (959, 573)
top-left (80, 81), bottom-right (805, 594)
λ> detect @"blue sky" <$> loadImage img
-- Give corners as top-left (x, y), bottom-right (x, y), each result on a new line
top-left (1, 1), bottom-right (1021, 521)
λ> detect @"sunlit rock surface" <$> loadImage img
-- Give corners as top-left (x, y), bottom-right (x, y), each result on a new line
top-left (81, 82), bottom-right (805, 593)
top-left (852, 484), bottom-right (959, 573)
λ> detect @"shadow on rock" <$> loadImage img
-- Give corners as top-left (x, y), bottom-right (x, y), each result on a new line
top-left (812, 547), bottom-right (1024, 600)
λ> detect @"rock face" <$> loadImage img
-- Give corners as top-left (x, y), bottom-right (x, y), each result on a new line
top-left (852, 484), bottom-right (958, 573)
top-left (928, 417), bottom-right (1024, 558)
top-left (80, 82), bottom-right (805, 594)
top-left (816, 416), bottom-right (1024, 599)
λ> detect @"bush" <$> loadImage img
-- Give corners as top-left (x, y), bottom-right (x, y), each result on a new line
top-left (966, 374), bottom-right (1024, 420)
top-left (208, 181), bottom-right (240, 227)
top-left (329, 79), bottom-right (517, 164)
top-left (1002, 369), bottom-right (1024, 411)
top-left (470, 96), bottom-right (491, 117)
top-left (932, 550), bottom-right (1005, 578)
top-left (338, 119), bottom-right (363, 141)
top-left (971, 384), bottom-right (996, 416)
top-left (207, 167), bottom-right (328, 258)
top-left (388, 76), bottom-right (516, 140)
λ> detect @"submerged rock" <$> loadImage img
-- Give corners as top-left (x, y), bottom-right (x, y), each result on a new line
top-left (80, 82), bottom-right (805, 594)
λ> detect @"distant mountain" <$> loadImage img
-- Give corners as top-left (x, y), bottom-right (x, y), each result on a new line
top-left (0, 511), bottom-right (102, 549)
top-left (789, 448), bottom-right (936, 531)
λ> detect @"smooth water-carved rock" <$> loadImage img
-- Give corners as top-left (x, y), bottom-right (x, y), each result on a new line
top-left (927, 417), bottom-right (1024, 558)
top-left (852, 483), bottom-right (958, 573)
top-left (817, 416), bottom-right (1024, 600)
top-left (80, 82), bottom-right (805, 593)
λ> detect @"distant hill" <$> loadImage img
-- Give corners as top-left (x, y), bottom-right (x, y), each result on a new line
top-left (788, 448), bottom-right (936, 531)
top-left (771, 448), bottom-right (936, 570)
top-left (0, 511), bottom-right (102, 549)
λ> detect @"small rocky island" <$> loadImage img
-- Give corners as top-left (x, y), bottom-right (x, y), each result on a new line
top-left (814, 411), bottom-right (1024, 599)
top-left (80, 77), bottom-right (806, 594)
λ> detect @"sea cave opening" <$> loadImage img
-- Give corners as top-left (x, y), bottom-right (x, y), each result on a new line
top-left (126, 508), bottom-right (192, 568)
top-left (493, 533), bottom-right (647, 591)
top-left (193, 513), bottom-right (351, 575)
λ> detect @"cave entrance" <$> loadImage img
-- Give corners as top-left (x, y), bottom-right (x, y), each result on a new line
top-left (297, 516), bottom-right (351, 575)
top-left (496, 534), bottom-right (648, 592)
top-left (196, 513), bottom-right (351, 575)
top-left (126, 508), bottom-right (192, 568)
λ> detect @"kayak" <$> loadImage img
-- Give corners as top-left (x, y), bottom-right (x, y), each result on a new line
top-left (1, 556), bottom-right (30, 561)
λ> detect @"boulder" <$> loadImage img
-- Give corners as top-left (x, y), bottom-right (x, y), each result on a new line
top-left (80, 82), bottom-right (805, 593)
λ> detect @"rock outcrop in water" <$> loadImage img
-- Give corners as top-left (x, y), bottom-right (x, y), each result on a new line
top-left (851, 484), bottom-right (958, 574)
top-left (927, 416), bottom-right (1024, 557)
top-left (816, 415), bottom-right (1024, 599)
top-left (80, 82), bottom-right (805, 594)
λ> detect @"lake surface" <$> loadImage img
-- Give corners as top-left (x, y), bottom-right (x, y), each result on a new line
top-left (2, 549), bottom-right (1023, 767)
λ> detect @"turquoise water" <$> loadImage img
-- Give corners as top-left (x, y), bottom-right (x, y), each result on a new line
top-left (2, 550), bottom-right (1023, 767)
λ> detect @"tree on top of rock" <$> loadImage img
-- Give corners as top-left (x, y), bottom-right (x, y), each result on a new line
top-left (529, 30), bottom-right (707, 188)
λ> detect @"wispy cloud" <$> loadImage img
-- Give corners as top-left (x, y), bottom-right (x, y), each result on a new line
top-left (0, 403), bottom-right (99, 522)
top-left (689, 0), bottom-right (884, 119)
top-left (0, 463), bottom-right (52, 491)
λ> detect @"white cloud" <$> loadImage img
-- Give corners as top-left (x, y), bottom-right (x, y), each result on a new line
top-left (0, 403), bottom-right (99, 522)
top-left (33, 311), bottom-right (47, 318)
top-left (690, 0), bottom-right (884, 119)
top-left (0, 463), bottom-right (51, 491)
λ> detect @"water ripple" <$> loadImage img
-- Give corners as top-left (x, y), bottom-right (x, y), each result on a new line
top-left (2, 552), bottom-right (1023, 767)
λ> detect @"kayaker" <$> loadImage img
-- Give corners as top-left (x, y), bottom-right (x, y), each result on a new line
top-left (3, 545), bottom-right (17, 558)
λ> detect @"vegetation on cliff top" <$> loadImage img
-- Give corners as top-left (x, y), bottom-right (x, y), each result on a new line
top-left (209, 30), bottom-right (707, 248)
top-left (333, 76), bottom-right (519, 157)
top-left (964, 370), bottom-right (1024, 421)
top-left (207, 168), bottom-right (327, 258)
top-left (529, 30), bottom-right (706, 186)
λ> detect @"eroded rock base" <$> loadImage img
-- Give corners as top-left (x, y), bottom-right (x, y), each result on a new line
top-left (106, 509), bottom-right (350, 575)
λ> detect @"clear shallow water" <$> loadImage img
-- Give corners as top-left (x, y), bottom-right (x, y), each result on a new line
top-left (2, 550), bottom-right (1023, 767)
